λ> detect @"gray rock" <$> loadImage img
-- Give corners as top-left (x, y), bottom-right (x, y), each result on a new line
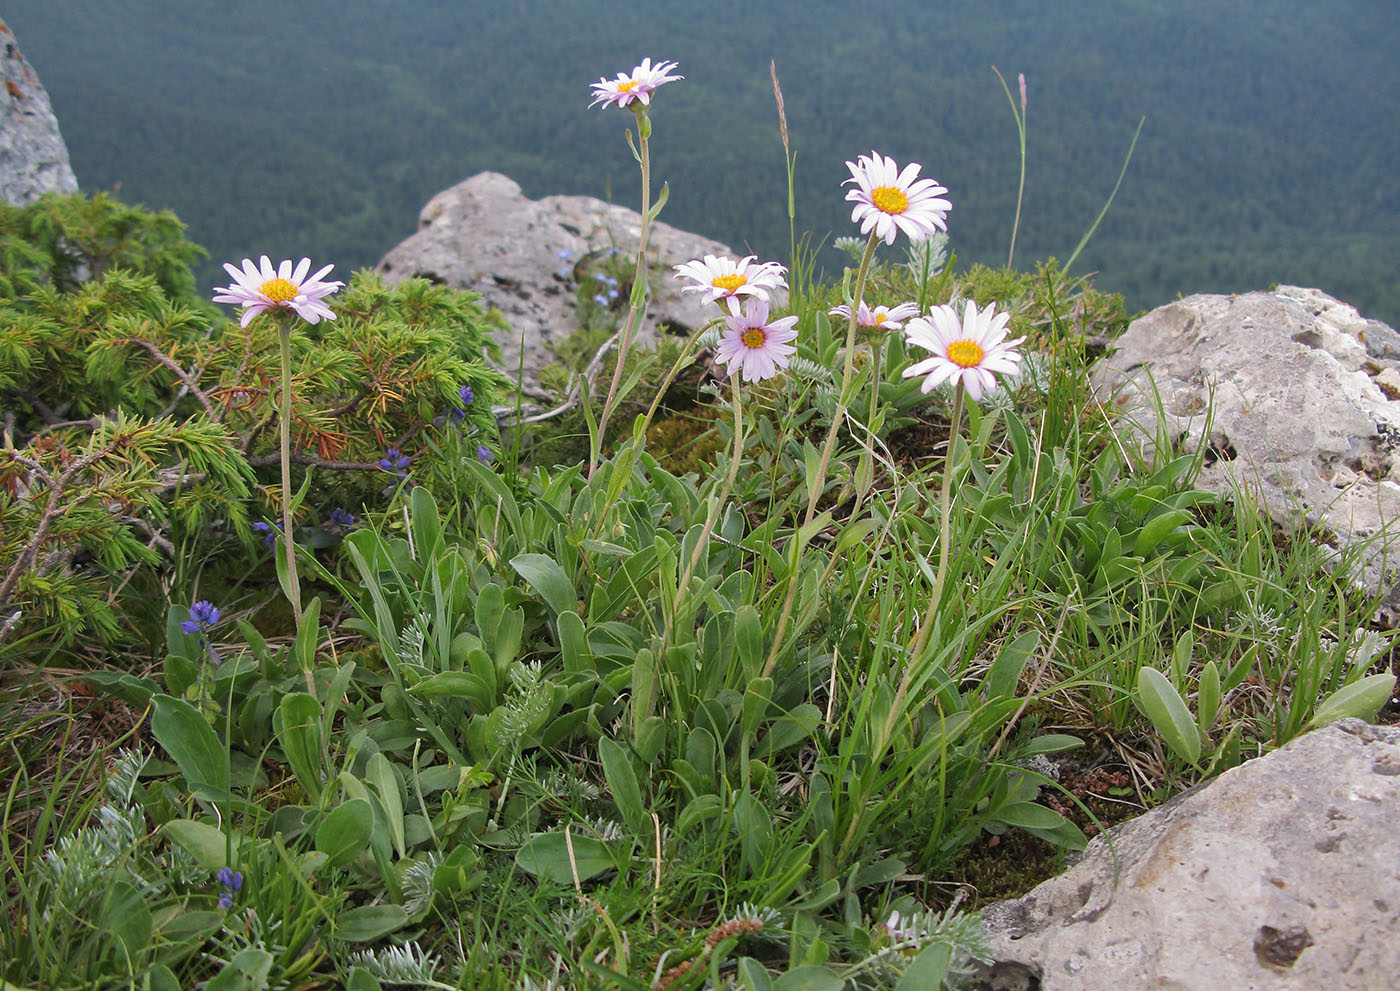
top-left (377, 171), bottom-right (761, 390)
top-left (0, 19), bottom-right (78, 206)
top-left (971, 719), bottom-right (1400, 991)
top-left (1094, 287), bottom-right (1400, 622)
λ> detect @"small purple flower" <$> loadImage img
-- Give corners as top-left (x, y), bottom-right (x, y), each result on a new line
top-left (216, 867), bottom-right (243, 909)
top-left (595, 272), bottom-right (610, 283)
top-left (458, 384), bottom-right (475, 406)
top-left (606, 247), bottom-right (620, 257)
top-left (592, 293), bottom-right (608, 306)
top-left (556, 248), bottom-right (572, 260)
top-left (378, 447), bottom-right (410, 476)
top-left (476, 444), bottom-right (494, 464)
top-left (328, 508), bottom-right (356, 528)
top-left (556, 267), bottom-right (572, 280)
top-left (252, 520), bottom-right (277, 547)
top-left (181, 600), bottom-right (221, 634)
top-left (608, 288), bottom-right (619, 301)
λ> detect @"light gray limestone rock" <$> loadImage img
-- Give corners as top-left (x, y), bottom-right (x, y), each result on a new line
top-left (376, 172), bottom-right (758, 390)
top-left (1094, 287), bottom-right (1400, 622)
top-left (971, 719), bottom-right (1400, 990)
top-left (0, 19), bottom-right (78, 206)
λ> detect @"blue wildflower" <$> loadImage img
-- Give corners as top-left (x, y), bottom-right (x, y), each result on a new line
top-left (608, 288), bottom-right (619, 301)
top-left (592, 293), bottom-right (608, 306)
top-left (378, 447), bottom-right (410, 476)
top-left (458, 384), bottom-right (475, 406)
top-left (476, 445), bottom-right (494, 464)
top-left (556, 267), bottom-right (572, 280)
top-left (216, 867), bottom-right (243, 909)
top-left (252, 521), bottom-right (277, 547)
top-left (181, 600), bottom-right (220, 635)
top-left (556, 248), bottom-right (572, 260)
top-left (329, 508), bottom-right (356, 528)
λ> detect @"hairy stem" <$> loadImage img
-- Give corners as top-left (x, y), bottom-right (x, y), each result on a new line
top-left (592, 107), bottom-right (654, 475)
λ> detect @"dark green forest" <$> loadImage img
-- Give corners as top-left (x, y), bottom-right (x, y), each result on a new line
top-left (7, 0), bottom-right (1399, 323)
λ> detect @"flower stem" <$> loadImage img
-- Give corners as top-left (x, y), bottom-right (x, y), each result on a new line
top-left (592, 106), bottom-right (654, 476)
top-left (277, 316), bottom-right (303, 625)
top-left (671, 376), bottom-right (743, 623)
top-left (805, 230), bottom-right (880, 523)
top-left (908, 381), bottom-right (964, 662)
top-left (763, 231), bottom-right (879, 677)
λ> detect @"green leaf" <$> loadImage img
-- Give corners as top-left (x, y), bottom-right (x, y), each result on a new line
top-left (292, 597), bottom-right (321, 679)
top-left (411, 671), bottom-right (491, 708)
top-left (409, 486), bottom-right (443, 558)
top-left (345, 968), bottom-right (384, 991)
top-left (511, 552), bottom-right (577, 616)
top-left (737, 958), bottom-right (773, 991)
top-left (1198, 659), bottom-right (1221, 734)
top-left (599, 737), bottom-right (649, 840)
top-left (164, 819), bottom-right (232, 869)
top-left (101, 880), bottom-right (152, 960)
top-left (895, 943), bottom-right (952, 991)
top-left (984, 630), bottom-right (1038, 700)
top-left (516, 830), bottom-right (618, 884)
top-left (151, 695), bottom-right (227, 796)
top-left (735, 605), bottom-right (765, 682)
top-left (1133, 508), bottom-right (1192, 557)
top-left (773, 965), bottom-right (843, 991)
top-left (1309, 672), bottom-right (1397, 728)
top-left (366, 753), bottom-right (406, 859)
top-left (204, 948), bottom-right (273, 991)
top-left (1021, 734), bottom-right (1083, 755)
top-left (316, 799), bottom-right (374, 868)
top-left (1136, 666), bottom-right (1201, 764)
top-left (994, 801), bottom-right (1069, 830)
top-left (334, 904), bottom-right (410, 942)
top-left (275, 693), bottom-right (326, 802)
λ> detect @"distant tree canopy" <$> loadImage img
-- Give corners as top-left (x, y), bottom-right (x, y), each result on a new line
top-left (8, 0), bottom-right (1398, 323)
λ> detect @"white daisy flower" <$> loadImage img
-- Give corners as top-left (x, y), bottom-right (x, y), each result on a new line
top-left (673, 254), bottom-right (788, 305)
top-left (213, 256), bottom-right (343, 328)
top-left (844, 151), bottom-right (951, 246)
top-left (588, 57), bottom-right (682, 110)
top-left (716, 298), bottom-right (799, 383)
top-left (902, 300), bottom-right (1025, 400)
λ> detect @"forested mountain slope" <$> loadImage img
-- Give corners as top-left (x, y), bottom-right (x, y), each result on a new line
top-left (7, 0), bottom-right (1397, 322)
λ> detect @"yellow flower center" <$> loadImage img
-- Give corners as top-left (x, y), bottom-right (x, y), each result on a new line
top-left (874, 313), bottom-right (888, 324)
top-left (712, 273), bottom-right (747, 292)
top-left (258, 277), bottom-right (299, 303)
top-left (617, 79), bottom-right (640, 92)
top-left (741, 327), bottom-right (767, 349)
top-left (947, 339), bottom-right (985, 368)
top-left (871, 185), bottom-right (909, 215)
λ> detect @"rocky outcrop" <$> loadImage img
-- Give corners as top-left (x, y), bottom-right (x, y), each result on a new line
top-left (1094, 287), bottom-right (1400, 621)
top-left (971, 719), bottom-right (1400, 990)
top-left (377, 172), bottom-right (751, 390)
top-left (0, 20), bottom-right (78, 206)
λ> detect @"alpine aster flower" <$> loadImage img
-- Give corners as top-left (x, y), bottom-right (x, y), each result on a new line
top-left (716, 299), bottom-right (799, 383)
top-left (902, 300), bottom-right (1025, 401)
top-left (673, 254), bottom-right (788, 306)
top-left (844, 152), bottom-right (951, 246)
top-left (213, 256), bottom-right (343, 328)
top-left (181, 600), bottom-right (221, 634)
top-left (827, 300), bottom-right (920, 332)
top-left (588, 57), bottom-right (682, 109)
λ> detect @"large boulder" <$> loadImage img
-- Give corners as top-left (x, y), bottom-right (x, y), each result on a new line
top-left (0, 20), bottom-right (78, 206)
top-left (970, 719), bottom-right (1400, 990)
top-left (376, 172), bottom-right (748, 390)
top-left (1094, 287), bottom-right (1400, 621)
